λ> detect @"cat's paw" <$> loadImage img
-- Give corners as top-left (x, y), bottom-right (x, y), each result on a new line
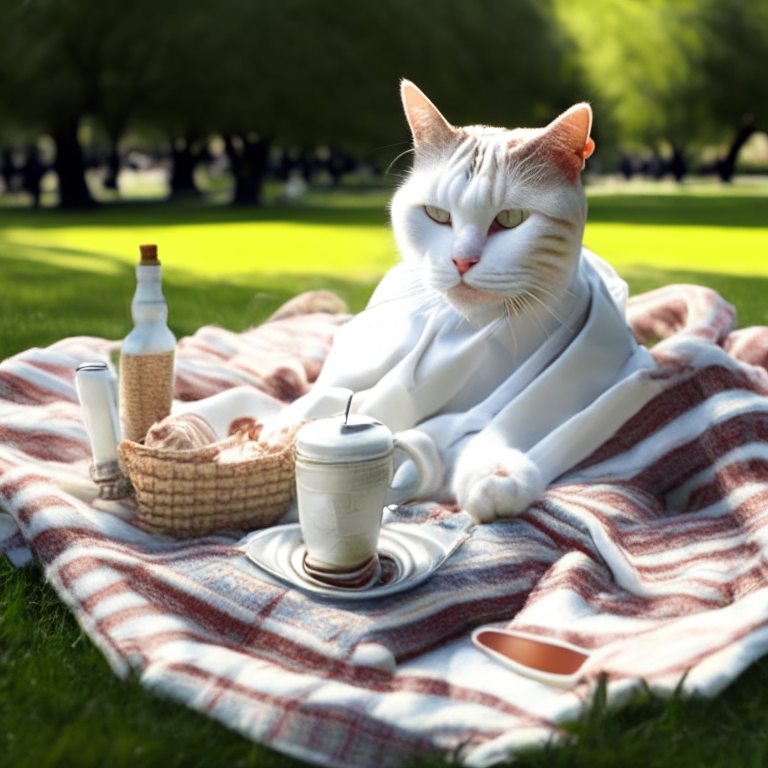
top-left (453, 448), bottom-right (545, 523)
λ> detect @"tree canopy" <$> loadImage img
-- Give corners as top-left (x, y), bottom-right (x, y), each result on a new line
top-left (0, 0), bottom-right (584, 204)
top-left (0, 0), bottom-right (765, 205)
top-left (555, 0), bottom-right (768, 160)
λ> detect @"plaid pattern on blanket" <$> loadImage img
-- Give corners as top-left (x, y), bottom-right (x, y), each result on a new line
top-left (3, 287), bottom-right (768, 768)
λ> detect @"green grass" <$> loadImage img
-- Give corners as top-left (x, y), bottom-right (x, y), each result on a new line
top-left (2, 182), bottom-right (768, 767)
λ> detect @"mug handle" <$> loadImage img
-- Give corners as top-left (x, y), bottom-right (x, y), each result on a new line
top-left (387, 429), bottom-right (443, 504)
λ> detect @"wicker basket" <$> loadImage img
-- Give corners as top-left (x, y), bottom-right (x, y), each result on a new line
top-left (118, 423), bottom-right (297, 538)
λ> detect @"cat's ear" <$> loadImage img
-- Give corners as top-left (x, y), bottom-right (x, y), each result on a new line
top-left (401, 80), bottom-right (455, 152)
top-left (539, 103), bottom-right (595, 180)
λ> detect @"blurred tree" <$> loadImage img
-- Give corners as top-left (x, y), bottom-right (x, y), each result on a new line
top-left (0, 0), bottom-right (584, 206)
top-left (133, 1), bottom-right (229, 198)
top-left (694, 0), bottom-right (768, 181)
top-left (0, 0), bottom-right (169, 207)
top-left (269, 0), bottom-right (582, 147)
top-left (133, 0), bottom-right (585, 204)
top-left (554, 0), bottom-right (704, 175)
top-left (208, 0), bottom-right (584, 203)
top-left (555, 0), bottom-right (768, 180)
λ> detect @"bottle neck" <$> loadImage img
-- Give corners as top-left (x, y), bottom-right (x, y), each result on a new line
top-left (132, 264), bottom-right (168, 325)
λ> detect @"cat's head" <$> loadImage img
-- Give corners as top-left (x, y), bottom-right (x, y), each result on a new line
top-left (391, 80), bottom-right (595, 321)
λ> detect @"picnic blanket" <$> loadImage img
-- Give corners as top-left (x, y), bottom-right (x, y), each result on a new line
top-left (3, 284), bottom-right (768, 767)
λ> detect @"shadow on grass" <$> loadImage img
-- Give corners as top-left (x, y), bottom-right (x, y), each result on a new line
top-left (0, 196), bottom-right (393, 231)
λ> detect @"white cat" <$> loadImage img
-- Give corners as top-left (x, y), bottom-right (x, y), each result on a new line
top-left (197, 81), bottom-right (655, 522)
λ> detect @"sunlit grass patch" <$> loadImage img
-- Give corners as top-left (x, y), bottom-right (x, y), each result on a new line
top-left (3, 220), bottom-right (398, 280)
top-left (584, 224), bottom-right (768, 277)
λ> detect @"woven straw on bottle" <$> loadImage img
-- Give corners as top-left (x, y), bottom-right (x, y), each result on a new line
top-left (119, 350), bottom-right (175, 443)
top-left (118, 423), bottom-right (297, 538)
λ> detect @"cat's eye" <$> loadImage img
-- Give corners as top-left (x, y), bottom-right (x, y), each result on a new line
top-left (424, 206), bottom-right (451, 225)
top-left (495, 209), bottom-right (526, 229)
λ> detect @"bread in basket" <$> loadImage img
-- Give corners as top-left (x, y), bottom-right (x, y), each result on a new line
top-left (118, 415), bottom-right (298, 538)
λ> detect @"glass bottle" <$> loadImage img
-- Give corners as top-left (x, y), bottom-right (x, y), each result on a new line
top-left (119, 244), bottom-right (176, 443)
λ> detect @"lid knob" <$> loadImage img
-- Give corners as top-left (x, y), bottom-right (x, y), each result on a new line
top-left (297, 414), bottom-right (394, 463)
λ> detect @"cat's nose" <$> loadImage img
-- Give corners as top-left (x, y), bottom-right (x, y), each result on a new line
top-left (453, 257), bottom-right (480, 275)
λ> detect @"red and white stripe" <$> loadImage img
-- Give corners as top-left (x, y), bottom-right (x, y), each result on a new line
top-left (3, 292), bottom-right (768, 767)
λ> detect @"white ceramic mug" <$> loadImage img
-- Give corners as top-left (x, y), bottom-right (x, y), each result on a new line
top-left (295, 415), bottom-right (437, 582)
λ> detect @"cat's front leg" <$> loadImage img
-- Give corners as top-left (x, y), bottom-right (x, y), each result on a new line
top-left (452, 438), bottom-right (545, 523)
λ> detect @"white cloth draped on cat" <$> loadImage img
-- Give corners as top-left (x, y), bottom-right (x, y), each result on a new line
top-left (272, 249), bottom-right (656, 500)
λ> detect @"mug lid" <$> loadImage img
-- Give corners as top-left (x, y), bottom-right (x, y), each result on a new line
top-left (297, 414), bottom-right (393, 463)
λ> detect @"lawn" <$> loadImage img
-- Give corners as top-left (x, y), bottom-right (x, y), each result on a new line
top-left (2, 180), bottom-right (768, 768)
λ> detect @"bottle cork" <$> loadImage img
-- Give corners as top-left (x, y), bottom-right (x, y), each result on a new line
top-left (139, 244), bottom-right (160, 264)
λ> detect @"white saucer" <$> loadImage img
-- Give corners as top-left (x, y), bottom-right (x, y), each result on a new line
top-left (245, 522), bottom-right (463, 600)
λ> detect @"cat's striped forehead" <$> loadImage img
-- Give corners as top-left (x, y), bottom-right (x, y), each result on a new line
top-left (426, 125), bottom-right (546, 209)
top-left (460, 125), bottom-right (536, 167)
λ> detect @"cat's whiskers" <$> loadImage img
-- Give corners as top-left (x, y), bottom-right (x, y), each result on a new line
top-left (390, 88), bottom-right (593, 384)
top-left (450, 313), bottom-right (467, 333)
top-left (503, 290), bottom-right (551, 338)
top-left (487, 312), bottom-right (510, 341)
top-left (428, 264), bottom-right (462, 294)
top-left (529, 279), bottom-right (576, 307)
top-left (503, 306), bottom-right (520, 362)
top-left (526, 290), bottom-right (573, 332)
top-left (500, 266), bottom-right (576, 332)
top-left (519, 291), bottom-right (554, 340)
top-left (429, 264), bottom-right (459, 278)
top-left (386, 148), bottom-right (416, 176)
top-left (490, 264), bottom-right (576, 309)
top-left (532, 281), bottom-right (576, 302)
top-left (360, 281), bottom-right (443, 318)
top-left (503, 295), bottom-right (526, 317)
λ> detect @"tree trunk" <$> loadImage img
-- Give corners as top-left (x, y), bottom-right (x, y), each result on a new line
top-left (21, 145), bottom-right (46, 207)
top-left (52, 118), bottom-right (95, 208)
top-left (669, 147), bottom-right (687, 182)
top-left (170, 137), bottom-right (199, 197)
top-left (717, 117), bottom-right (756, 183)
top-left (618, 155), bottom-right (634, 180)
top-left (327, 147), bottom-right (355, 186)
top-left (103, 136), bottom-right (121, 191)
top-left (226, 135), bottom-right (271, 206)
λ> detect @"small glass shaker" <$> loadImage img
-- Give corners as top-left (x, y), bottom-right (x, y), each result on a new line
top-left (75, 362), bottom-right (132, 499)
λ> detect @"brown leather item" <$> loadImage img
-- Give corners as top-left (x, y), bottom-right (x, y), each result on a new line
top-left (474, 630), bottom-right (588, 675)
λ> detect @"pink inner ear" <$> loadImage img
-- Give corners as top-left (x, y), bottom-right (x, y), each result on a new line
top-left (581, 138), bottom-right (595, 160)
top-left (401, 81), bottom-right (454, 150)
